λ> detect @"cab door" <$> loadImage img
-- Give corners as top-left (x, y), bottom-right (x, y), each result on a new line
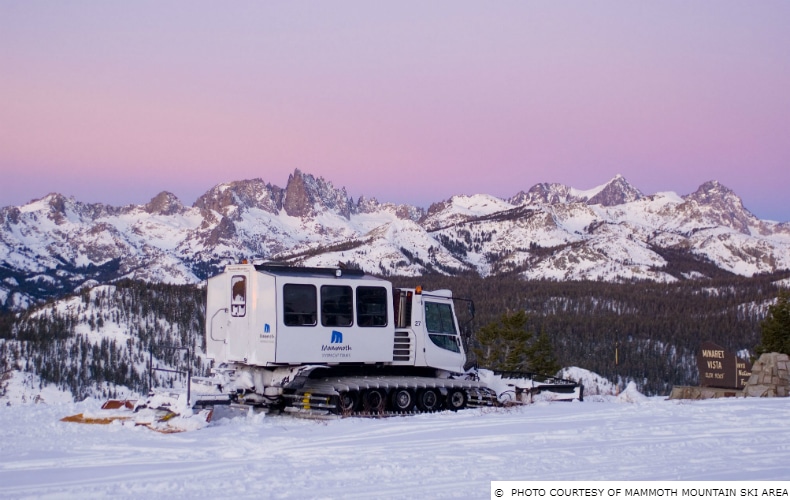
top-left (228, 271), bottom-right (251, 361)
top-left (422, 299), bottom-right (466, 373)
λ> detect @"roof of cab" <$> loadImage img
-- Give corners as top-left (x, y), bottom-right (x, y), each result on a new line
top-left (254, 264), bottom-right (381, 281)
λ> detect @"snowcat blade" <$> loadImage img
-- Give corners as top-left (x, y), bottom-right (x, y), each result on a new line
top-left (135, 408), bottom-right (214, 433)
top-left (61, 405), bottom-right (213, 433)
top-left (100, 399), bottom-right (136, 410)
top-left (60, 413), bottom-right (133, 425)
top-left (62, 399), bottom-right (138, 425)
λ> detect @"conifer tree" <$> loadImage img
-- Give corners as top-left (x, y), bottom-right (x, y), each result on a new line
top-left (756, 289), bottom-right (790, 356)
top-left (527, 329), bottom-right (561, 376)
top-left (473, 310), bottom-right (532, 371)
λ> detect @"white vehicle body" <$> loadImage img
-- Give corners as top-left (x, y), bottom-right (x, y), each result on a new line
top-left (206, 264), bottom-right (400, 366)
top-left (206, 264), bottom-right (467, 373)
top-left (69, 264), bottom-right (580, 427)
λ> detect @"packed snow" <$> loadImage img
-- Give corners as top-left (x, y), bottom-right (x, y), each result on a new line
top-left (2, 371), bottom-right (789, 499)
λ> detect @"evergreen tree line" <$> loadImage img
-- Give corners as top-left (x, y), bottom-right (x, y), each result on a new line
top-left (1, 272), bottom-right (787, 400)
top-left (392, 272), bottom-right (790, 395)
top-left (473, 310), bottom-right (561, 376)
top-left (0, 280), bottom-right (207, 400)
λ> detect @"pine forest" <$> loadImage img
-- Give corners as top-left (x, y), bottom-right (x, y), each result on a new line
top-left (1, 272), bottom-right (788, 399)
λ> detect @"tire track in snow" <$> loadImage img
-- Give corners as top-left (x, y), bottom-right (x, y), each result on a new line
top-left (2, 398), bottom-right (790, 498)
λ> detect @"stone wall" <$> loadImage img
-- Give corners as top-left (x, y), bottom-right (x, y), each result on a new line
top-left (742, 352), bottom-right (790, 397)
top-left (668, 386), bottom-right (741, 400)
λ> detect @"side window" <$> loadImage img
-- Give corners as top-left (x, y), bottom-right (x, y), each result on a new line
top-left (357, 286), bottom-right (388, 327)
top-left (429, 334), bottom-right (460, 353)
top-left (283, 284), bottom-right (317, 326)
top-left (424, 302), bottom-right (457, 335)
top-left (321, 285), bottom-right (353, 327)
top-left (231, 275), bottom-right (246, 317)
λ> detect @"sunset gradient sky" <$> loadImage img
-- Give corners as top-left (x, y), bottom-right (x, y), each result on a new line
top-left (2, 2), bottom-right (789, 220)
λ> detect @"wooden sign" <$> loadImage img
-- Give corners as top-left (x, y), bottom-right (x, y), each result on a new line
top-left (697, 341), bottom-right (752, 389)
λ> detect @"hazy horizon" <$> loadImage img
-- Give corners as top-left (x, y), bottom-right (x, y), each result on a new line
top-left (3, 2), bottom-right (789, 221)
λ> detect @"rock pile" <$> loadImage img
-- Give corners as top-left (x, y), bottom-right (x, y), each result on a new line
top-left (743, 352), bottom-right (790, 397)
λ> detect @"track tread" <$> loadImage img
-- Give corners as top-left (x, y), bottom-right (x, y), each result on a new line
top-left (284, 375), bottom-right (497, 417)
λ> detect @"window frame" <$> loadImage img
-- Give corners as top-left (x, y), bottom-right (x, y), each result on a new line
top-left (283, 283), bottom-right (318, 327)
top-left (424, 301), bottom-right (458, 335)
top-left (230, 275), bottom-right (247, 318)
top-left (320, 285), bottom-right (354, 328)
top-left (356, 286), bottom-right (389, 328)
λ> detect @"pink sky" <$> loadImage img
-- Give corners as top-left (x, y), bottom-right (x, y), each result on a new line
top-left (2, 2), bottom-right (789, 221)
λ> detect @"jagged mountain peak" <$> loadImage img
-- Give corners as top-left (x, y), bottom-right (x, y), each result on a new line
top-left (420, 194), bottom-right (516, 231)
top-left (356, 195), bottom-right (424, 222)
top-left (21, 192), bottom-right (81, 225)
top-left (145, 192), bottom-right (185, 216)
top-left (283, 169), bottom-right (353, 219)
top-left (680, 180), bottom-right (756, 234)
top-left (686, 180), bottom-right (738, 205)
top-left (585, 174), bottom-right (643, 207)
top-left (510, 175), bottom-right (642, 207)
top-left (17, 193), bottom-right (125, 223)
top-left (43, 192), bottom-right (69, 212)
top-left (509, 182), bottom-right (572, 206)
top-left (193, 179), bottom-right (283, 218)
top-left (21, 192), bottom-right (74, 214)
top-left (684, 180), bottom-right (752, 220)
top-left (192, 169), bottom-right (355, 220)
top-left (1, 172), bottom-right (788, 312)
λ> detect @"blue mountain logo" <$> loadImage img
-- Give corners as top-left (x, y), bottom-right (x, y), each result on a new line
top-left (330, 330), bottom-right (343, 344)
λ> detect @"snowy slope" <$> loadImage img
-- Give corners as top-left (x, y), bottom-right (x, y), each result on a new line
top-left (2, 171), bottom-right (789, 310)
top-left (1, 395), bottom-right (789, 499)
top-left (1, 282), bottom-right (205, 401)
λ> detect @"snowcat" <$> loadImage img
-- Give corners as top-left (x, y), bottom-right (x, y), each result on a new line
top-left (65, 264), bottom-right (582, 431)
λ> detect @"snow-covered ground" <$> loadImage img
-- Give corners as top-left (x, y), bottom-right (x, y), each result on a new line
top-left (2, 391), bottom-right (789, 499)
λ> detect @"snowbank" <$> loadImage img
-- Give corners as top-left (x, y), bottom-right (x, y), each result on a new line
top-left (0, 370), bottom-right (73, 406)
top-left (2, 395), bottom-right (790, 499)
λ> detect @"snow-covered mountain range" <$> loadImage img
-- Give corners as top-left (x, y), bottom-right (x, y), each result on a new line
top-left (2, 170), bottom-right (789, 310)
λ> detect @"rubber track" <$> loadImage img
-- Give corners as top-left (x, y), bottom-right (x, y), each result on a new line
top-left (282, 375), bottom-right (498, 418)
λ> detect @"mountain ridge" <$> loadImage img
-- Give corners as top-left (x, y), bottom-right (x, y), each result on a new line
top-left (1, 170), bottom-right (789, 310)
